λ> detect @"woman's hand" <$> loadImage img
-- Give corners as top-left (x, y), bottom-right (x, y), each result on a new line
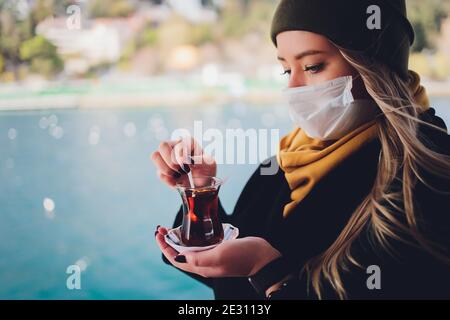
top-left (150, 137), bottom-right (216, 188)
top-left (155, 227), bottom-right (282, 278)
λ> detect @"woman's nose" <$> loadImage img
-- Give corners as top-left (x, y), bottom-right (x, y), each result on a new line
top-left (287, 71), bottom-right (305, 88)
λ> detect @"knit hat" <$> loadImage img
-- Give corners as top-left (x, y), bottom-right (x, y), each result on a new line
top-left (270, 0), bottom-right (415, 79)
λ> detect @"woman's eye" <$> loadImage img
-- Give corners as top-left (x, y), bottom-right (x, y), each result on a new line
top-left (304, 63), bottom-right (325, 74)
top-left (281, 70), bottom-right (291, 77)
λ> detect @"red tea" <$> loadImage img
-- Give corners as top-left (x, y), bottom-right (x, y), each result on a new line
top-left (180, 187), bottom-right (224, 246)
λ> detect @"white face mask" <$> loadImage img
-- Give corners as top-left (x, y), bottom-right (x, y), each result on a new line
top-left (283, 76), bottom-right (380, 140)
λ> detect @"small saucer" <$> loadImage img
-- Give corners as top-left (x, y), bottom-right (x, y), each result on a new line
top-left (164, 223), bottom-right (239, 253)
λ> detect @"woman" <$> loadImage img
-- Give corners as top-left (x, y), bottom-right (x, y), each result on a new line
top-left (151, 0), bottom-right (450, 299)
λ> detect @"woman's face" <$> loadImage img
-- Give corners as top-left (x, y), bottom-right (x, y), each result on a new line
top-left (276, 31), bottom-right (370, 100)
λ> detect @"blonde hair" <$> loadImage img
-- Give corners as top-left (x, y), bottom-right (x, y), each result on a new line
top-left (304, 50), bottom-right (450, 299)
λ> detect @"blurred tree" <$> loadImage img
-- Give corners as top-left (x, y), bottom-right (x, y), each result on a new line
top-left (119, 23), bottom-right (158, 65)
top-left (218, 0), bottom-right (274, 40)
top-left (407, 0), bottom-right (450, 52)
top-left (31, 0), bottom-right (56, 24)
top-left (19, 35), bottom-right (63, 77)
top-left (89, 0), bottom-right (136, 18)
top-left (0, 0), bottom-right (67, 78)
top-left (0, 9), bottom-right (22, 77)
top-left (20, 35), bottom-right (55, 60)
top-left (32, 0), bottom-right (71, 22)
top-left (412, 23), bottom-right (429, 52)
top-left (189, 24), bottom-right (214, 46)
top-left (139, 27), bottom-right (159, 47)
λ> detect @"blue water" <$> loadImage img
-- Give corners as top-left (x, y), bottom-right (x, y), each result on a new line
top-left (0, 99), bottom-right (449, 300)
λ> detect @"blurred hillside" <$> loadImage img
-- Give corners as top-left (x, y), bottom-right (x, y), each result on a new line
top-left (0, 0), bottom-right (278, 81)
top-left (0, 0), bottom-right (449, 110)
top-left (0, 0), bottom-right (449, 80)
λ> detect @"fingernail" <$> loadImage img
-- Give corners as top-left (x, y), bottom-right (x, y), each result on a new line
top-left (182, 164), bottom-right (190, 173)
top-left (174, 255), bottom-right (186, 263)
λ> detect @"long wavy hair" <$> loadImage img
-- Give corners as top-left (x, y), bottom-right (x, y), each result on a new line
top-left (304, 49), bottom-right (450, 299)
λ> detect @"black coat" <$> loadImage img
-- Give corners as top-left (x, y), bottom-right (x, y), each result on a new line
top-left (163, 108), bottom-right (450, 299)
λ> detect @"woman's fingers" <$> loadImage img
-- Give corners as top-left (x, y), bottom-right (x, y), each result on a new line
top-left (157, 171), bottom-right (177, 187)
top-left (171, 136), bottom-right (205, 166)
top-left (173, 142), bottom-right (192, 168)
top-left (152, 151), bottom-right (181, 178)
top-left (151, 137), bottom-right (213, 185)
top-left (154, 227), bottom-right (221, 277)
top-left (158, 227), bottom-right (168, 235)
top-left (156, 231), bottom-right (179, 261)
top-left (158, 141), bottom-right (184, 173)
top-left (183, 248), bottom-right (220, 268)
top-left (182, 249), bottom-right (227, 278)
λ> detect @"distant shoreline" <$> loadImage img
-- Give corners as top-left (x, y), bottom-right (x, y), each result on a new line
top-left (0, 91), bottom-right (287, 111)
top-left (0, 80), bottom-right (449, 111)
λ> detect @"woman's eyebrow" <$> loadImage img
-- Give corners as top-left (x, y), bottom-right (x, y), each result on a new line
top-left (277, 50), bottom-right (327, 61)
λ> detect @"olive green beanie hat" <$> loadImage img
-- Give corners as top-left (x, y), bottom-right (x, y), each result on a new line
top-left (270, 0), bottom-right (415, 79)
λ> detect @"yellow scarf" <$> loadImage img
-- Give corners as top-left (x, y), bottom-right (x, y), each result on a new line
top-left (277, 70), bottom-right (430, 218)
